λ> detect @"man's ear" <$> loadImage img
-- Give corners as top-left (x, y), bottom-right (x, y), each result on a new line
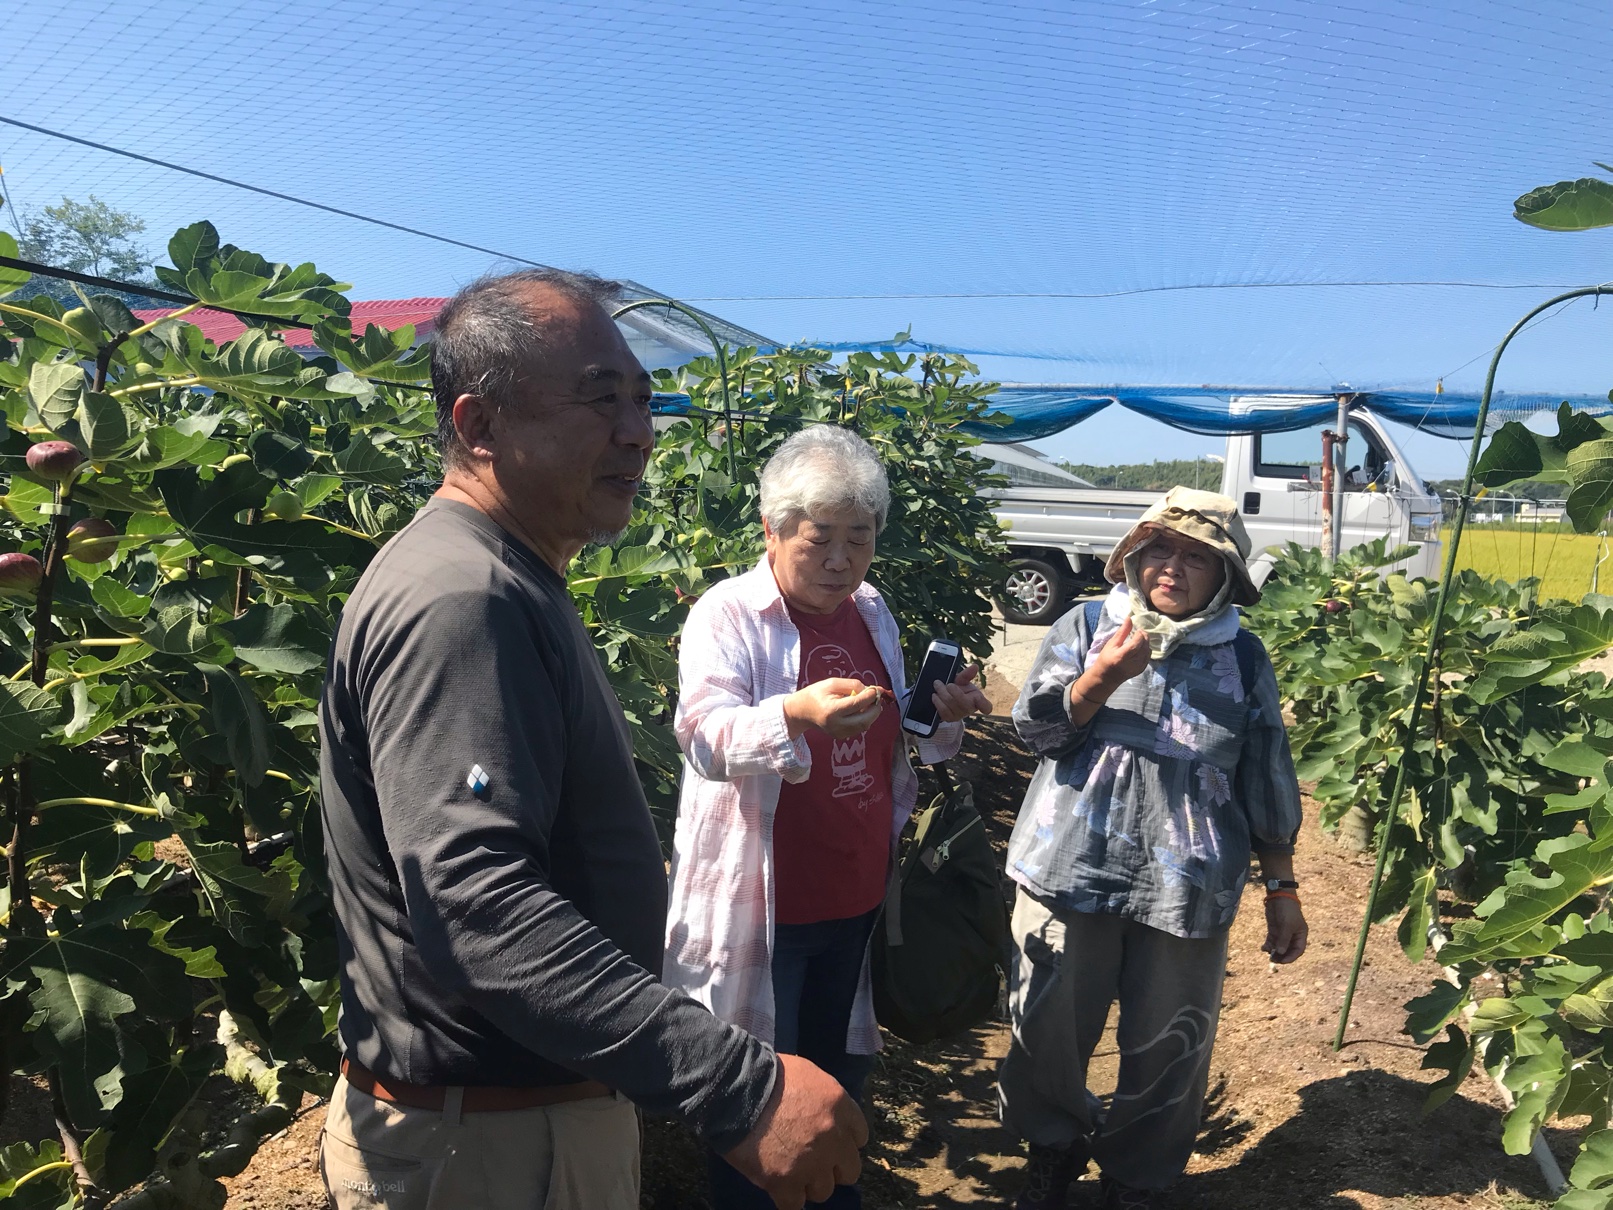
top-left (451, 394), bottom-right (497, 462)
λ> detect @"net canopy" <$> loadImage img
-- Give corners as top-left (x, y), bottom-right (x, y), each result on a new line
top-left (0, 0), bottom-right (1608, 428)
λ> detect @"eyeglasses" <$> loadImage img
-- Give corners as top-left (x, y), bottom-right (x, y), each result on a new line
top-left (1140, 541), bottom-right (1218, 573)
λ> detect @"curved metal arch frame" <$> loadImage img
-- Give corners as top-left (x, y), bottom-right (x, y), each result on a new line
top-left (611, 297), bottom-right (738, 478)
top-left (1336, 284), bottom-right (1613, 1051)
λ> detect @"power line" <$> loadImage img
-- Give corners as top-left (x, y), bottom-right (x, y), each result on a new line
top-left (0, 115), bottom-right (552, 271)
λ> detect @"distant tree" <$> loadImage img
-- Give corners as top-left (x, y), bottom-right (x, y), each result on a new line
top-left (16, 194), bottom-right (155, 281)
top-left (4, 194), bottom-right (158, 307)
top-left (1058, 457), bottom-right (1225, 492)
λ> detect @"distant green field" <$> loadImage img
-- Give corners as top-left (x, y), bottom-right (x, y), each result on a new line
top-left (1444, 525), bottom-right (1613, 601)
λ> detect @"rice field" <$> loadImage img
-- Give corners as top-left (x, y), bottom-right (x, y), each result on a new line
top-left (1444, 524), bottom-right (1613, 601)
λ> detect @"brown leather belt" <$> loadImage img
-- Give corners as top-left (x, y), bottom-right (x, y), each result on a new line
top-left (340, 1058), bottom-right (611, 1112)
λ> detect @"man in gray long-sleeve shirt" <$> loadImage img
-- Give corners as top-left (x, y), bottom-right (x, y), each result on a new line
top-left (318, 269), bottom-right (866, 1210)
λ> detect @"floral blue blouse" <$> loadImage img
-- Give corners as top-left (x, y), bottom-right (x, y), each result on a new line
top-left (1005, 587), bottom-right (1302, 939)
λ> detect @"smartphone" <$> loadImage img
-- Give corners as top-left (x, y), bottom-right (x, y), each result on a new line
top-left (902, 639), bottom-right (963, 738)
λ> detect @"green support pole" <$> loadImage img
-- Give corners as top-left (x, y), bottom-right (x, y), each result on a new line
top-left (611, 297), bottom-right (737, 479)
top-left (1333, 284), bottom-right (1612, 1051)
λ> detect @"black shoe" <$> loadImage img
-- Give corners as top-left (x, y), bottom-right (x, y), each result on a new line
top-left (1015, 1141), bottom-right (1089, 1209)
top-left (1099, 1177), bottom-right (1154, 1209)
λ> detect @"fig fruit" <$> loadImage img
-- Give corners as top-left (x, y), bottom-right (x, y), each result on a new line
top-left (65, 517), bottom-right (120, 564)
top-left (61, 306), bottom-right (101, 344)
top-left (1324, 599), bottom-right (1347, 614)
top-left (24, 441), bottom-right (86, 483)
top-left (0, 552), bottom-right (43, 596)
top-left (263, 491), bottom-right (303, 521)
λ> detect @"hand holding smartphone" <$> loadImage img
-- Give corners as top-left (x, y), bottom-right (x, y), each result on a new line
top-left (901, 639), bottom-right (963, 737)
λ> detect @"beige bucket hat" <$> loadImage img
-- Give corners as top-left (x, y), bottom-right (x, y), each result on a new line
top-left (1103, 486), bottom-right (1261, 607)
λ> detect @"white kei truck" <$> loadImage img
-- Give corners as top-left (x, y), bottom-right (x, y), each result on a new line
top-left (985, 404), bottom-right (1445, 624)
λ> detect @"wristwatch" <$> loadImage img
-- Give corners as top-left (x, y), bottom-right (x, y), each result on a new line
top-left (1265, 879), bottom-right (1300, 893)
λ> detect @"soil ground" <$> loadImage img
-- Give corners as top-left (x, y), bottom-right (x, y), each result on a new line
top-left (2, 686), bottom-right (1576, 1209)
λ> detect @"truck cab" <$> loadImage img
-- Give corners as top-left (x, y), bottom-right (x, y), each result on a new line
top-left (985, 405), bottom-right (1444, 624)
top-left (1229, 407), bottom-right (1443, 587)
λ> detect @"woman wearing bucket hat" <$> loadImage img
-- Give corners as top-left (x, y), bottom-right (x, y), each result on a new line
top-left (998, 487), bottom-right (1307, 1210)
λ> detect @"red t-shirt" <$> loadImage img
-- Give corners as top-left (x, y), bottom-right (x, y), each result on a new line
top-left (773, 599), bottom-right (900, 925)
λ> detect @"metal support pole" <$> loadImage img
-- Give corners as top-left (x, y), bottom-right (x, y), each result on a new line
top-left (1332, 394), bottom-right (1351, 559)
top-left (1333, 285), bottom-right (1612, 1052)
top-left (1320, 429), bottom-right (1337, 560)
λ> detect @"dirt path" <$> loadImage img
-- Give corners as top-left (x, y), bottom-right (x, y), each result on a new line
top-left (8, 713), bottom-right (1572, 1209)
top-left (840, 715), bottom-right (1567, 1210)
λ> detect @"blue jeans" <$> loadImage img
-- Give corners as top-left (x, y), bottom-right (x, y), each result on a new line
top-left (708, 910), bottom-right (878, 1210)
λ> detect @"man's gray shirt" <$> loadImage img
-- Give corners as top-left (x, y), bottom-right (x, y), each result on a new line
top-left (319, 498), bottom-right (776, 1148)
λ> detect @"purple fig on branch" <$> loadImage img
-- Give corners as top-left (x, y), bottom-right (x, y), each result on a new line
top-left (25, 441), bottom-right (87, 483)
top-left (0, 552), bottom-right (43, 596)
top-left (65, 517), bottom-right (120, 564)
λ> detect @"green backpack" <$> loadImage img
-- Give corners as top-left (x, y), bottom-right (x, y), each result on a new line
top-left (871, 770), bottom-right (1011, 1044)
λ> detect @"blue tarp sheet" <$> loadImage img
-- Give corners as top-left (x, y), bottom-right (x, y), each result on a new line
top-left (651, 383), bottom-right (1613, 442)
top-left (952, 385), bottom-right (1613, 441)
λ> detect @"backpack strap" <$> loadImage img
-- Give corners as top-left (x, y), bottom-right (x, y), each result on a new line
top-left (1231, 624), bottom-right (1262, 700)
top-left (1083, 598), bottom-right (1104, 635)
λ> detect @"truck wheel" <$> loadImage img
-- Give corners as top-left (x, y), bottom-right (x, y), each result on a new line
top-left (1001, 558), bottom-right (1066, 625)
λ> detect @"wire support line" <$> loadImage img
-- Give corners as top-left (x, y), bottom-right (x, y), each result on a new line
top-left (0, 149), bottom-right (27, 241)
top-left (0, 255), bottom-right (192, 305)
top-left (0, 115), bottom-right (552, 271)
top-left (1433, 290), bottom-right (1608, 386)
top-left (0, 255), bottom-right (432, 389)
top-left (682, 281), bottom-right (1586, 302)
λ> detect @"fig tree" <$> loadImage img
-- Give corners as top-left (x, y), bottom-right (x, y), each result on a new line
top-left (65, 517), bottom-right (120, 564)
top-left (24, 441), bottom-right (86, 483)
top-left (0, 552), bottom-right (43, 596)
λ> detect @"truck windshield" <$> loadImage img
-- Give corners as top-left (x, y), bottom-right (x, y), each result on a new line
top-left (1255, 422), bottom-right (1395, 489)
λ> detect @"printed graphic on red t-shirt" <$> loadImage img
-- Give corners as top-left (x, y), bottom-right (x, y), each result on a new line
top-left (774, 599), bottom-right (900, 925)
top-left (800, 638), bottom-right (884, 804)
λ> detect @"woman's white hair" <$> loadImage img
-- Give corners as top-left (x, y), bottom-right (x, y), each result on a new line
top-left (758, 425), bottom-right (891, 533)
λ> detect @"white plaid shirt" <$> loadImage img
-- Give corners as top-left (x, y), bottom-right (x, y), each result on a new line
top-left (662, 558), bottom-right (963, 1055)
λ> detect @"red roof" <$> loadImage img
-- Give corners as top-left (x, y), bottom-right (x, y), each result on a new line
top-left (128, 297), bottom-right (447, 349)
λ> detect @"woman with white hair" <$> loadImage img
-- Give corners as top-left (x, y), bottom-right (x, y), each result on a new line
top-left (664, 424), bottom-right (991, 1209)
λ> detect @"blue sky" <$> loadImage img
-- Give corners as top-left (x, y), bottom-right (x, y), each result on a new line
top-left (2, 0), bottom-right (1609, 476)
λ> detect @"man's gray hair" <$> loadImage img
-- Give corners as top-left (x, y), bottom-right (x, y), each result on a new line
top-left (429, 268), bottom-right (621, 469)
top-left (759, 425), bottom-right (891, 534)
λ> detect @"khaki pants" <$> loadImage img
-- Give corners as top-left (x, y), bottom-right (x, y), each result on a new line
top-left (320, 1074), bottom-right (640, 1210)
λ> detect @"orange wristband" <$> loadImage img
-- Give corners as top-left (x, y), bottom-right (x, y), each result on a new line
top-left (1265, 890), bottom-right (1300, 904)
